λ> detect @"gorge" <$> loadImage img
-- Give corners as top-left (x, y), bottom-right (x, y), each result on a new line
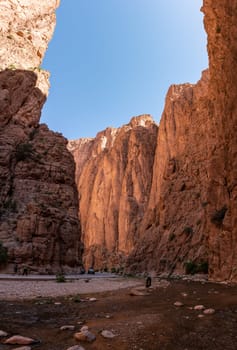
top-left (0, 0), bottom-right (236, 282)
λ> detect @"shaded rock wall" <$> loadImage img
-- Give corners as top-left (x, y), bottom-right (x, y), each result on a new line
top-left (69, 115), bottom-right (158, 270)
top-left (0, 0), bottom-right (82, 273)
top-left (202, 0), bottom-right (237, 280)
top-left (128, 2), bottom-right (237, 281)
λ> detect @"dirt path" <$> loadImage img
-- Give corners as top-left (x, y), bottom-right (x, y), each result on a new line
top-left (0, 279), bottom-right (237, 350)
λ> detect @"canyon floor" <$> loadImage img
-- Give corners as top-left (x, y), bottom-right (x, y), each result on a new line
top-left (0, 276), bottom-right (237, 350)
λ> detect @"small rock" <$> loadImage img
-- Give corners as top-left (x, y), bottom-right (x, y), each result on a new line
top-left (129, 288), bottom-right (149, 296)
top-left (4, 335), bottom-right (38, 345)
top-left (54, 302), bottom-right (62, 305)
top-left (203, 308), bottom-right (215, 315)
top-left (60, 325), bottom-right (75, 331)
top-left (74, 331), bottom-right (96, 343)
top-left (89, 298), bottom-right (97, 302)
top-left (194, 305), bottom-right (205, 311)
top-left (0, 330), bottom-right (8, 337)
top-left (181, 293), bottom-right (188, 297)
top-left (80, 326), bottom-right (89, 332)
top-left (101, 330), bottom-right (116, 339)
top-left (66, 346), bottom-right (85, 350)
top-left (12, 347), bottom-right (31, 350)
top-left (198, 314), bottom-right (205, 318)
top-left (174, 301), bottom-right (184, 307)
top-left (105, 314), bottom-right (111, 319)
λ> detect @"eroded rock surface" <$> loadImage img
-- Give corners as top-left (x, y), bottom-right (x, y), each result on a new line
top-left (128, 1), bottom-right (237, 281)
top-left (0, 1), bottom-right (82, 273)
top-left (69, 115), bottom-right (158, 269)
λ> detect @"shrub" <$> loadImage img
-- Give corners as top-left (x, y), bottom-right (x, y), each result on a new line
top-left (169, 233), bottom-right (176, 241)
top-left (0, 242), bottom-right (8, 265)
top-left (56, 272), bottom-right (66, 283)
top-left (3, 199), bottom-right (17, 212)
top-left (184, 260), bottom-right (208, 275)
top-left (183, 227), bottom-right (193, 235)
top-left (184, 261), bottom-right (197, 275)
top-left (211, 206), bottom-right (227, 226)
top-left (72, 294), bottom-right (81, 303)
top-left (111, 267), bottom-right (116, 273)
top-left (15, 143), bottom-right (33, 161)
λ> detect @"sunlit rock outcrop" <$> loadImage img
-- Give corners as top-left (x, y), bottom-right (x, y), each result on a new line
top-left (69, 115), bottom-right (158, 270)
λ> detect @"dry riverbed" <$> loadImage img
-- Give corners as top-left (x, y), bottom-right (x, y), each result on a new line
top-left (0, 277), bottom-right (237, 349)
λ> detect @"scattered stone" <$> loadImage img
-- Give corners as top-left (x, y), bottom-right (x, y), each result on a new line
top-left (198, 314), bottom-right (205, 318)
top-left (66, 346), bottom-right (85, 350)
top-left (101, 330), bottom-right (116, 339)
top-left (4, 335), bottom-right (38, 345)
top-left (74, 331), bottom-right (96, 343)
top-left (174, 301), bottom-right (184, 307)
top-left (89, 298), bottom-right (97, 302)
top-left (181, 293), bottom-right (188, 297)
top-left (60, 325), bottom-right (75, 331)
top-left (129, 288), bottom-right (149, 296)
top-left (0, 330), bottom-right (8, 337)
top-left (54, 302), bottom-right (62, 305)
top-left (105, 314), bottom-right (111, 319)
top-left (194, 305), bottom-right (205, 311)
top-left (203, 308), bottom-right (215, 315)
top-left (80, 326), bottom-right (89, 332)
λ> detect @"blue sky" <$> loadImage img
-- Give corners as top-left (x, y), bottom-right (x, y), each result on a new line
top-left (41, 0), bottom-right (208, 140)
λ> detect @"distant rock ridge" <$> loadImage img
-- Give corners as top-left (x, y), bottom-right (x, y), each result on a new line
top-left (68, 115), bottom-right (158, 269)
top-left (0, 0), bottom-right (82, 273)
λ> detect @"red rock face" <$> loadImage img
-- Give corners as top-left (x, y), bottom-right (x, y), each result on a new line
top-left (0, 70), bottom-right (82, 273)
top-left (69, 115), bottom-right (158, 270)
top-left (202, 1), bottom-right (237, 281)
top-left (127, 71), bottom-right (211, 275)
top-left (128, 2), bottom-right (237, 281)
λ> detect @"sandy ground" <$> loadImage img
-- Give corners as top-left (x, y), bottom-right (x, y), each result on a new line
top-left (1, 278), bottom-right (237, 350)
top-left (0, 277), bottom-right (143, 300)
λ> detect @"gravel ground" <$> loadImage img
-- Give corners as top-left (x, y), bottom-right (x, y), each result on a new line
top-left (0, 277), bottom-right (143, 300)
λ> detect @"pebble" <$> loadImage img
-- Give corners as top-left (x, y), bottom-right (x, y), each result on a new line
top-left (181, 293), bottom-right (188, 297)
top-left (54, 302), bottom-right (62, 305)
top-left (101, 330), bottom-right (116, 339)
top-left (4, 335), bottom-right (37, 345)
top-left (74, 331), bottom-right (96, 342)
top-left (198, 314), bottom-right (205, 318)
top-left (0, 330), bottom-right (8, 337)
top-left (203, 308), bottom-right (215, 315)
top-left (66, 346), bottom-right (85, 350)
top-left (89, 298), bottom-right (97, 302)
top-left (194, 305), bottom-right (205, 311)
top-left (174, 301), bottom-right (184, 307)
top-left (60, 325), bottom-right (75, 331)
top-left (80, 326), bottom-right (89, 332)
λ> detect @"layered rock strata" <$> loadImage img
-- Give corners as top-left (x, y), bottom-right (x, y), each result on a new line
top-left (128, 1), bottom-right (237, 281)
top-left (0, 1), bottom-right (82, 273)
top-left (69, 115), bottom-right (158, 270)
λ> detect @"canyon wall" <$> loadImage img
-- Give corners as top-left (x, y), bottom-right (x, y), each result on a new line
top-left (69, 115), bottom-right (158, 270)
top-left (0, 0), bottom-right (82, 273)
top-left (128, 1), bottom-right (237, 281)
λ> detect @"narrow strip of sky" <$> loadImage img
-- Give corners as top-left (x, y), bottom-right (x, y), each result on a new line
top-left (41, 0), bottom-right (207, 140)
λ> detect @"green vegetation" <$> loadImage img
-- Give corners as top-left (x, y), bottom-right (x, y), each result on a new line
top-left (15, 143), bottom-right (33, 161)
top-left (56, 272), bottom-right (66, 283)
top-left (0, 242), bottom-right (8, 266)
top-left (184, 260), bottom-right (208, 275)
top-left (211, 206), bottom-right (227, 226)
top-left (183, 226), bottom-right (193, 235)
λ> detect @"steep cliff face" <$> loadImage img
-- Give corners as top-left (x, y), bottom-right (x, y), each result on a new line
top-left (0, 1), bottom-right (82, 273)
top-left (0, 0), bottom-right (60, 94)
top-left (202, 1), bottom-right (237, 281)
top-left (127, 71), bottom-right (211, 275)
top-left (128, 2), bottom-right (237, 281)
top-left (69, 115), bottom-right (158, 270)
